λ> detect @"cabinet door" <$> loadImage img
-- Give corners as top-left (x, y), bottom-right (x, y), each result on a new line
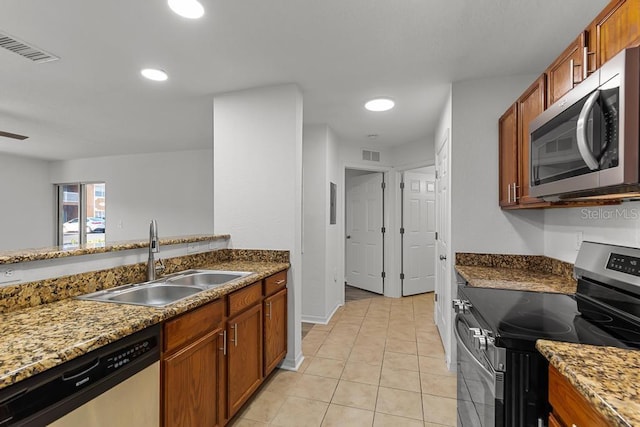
top-left (548, 413), bottom-right (563, 427)
top-left (517, 75), bottom-right (548, 205)
top-left (227, 303), bottom-right (263, 418)
top-left (548, 365), bottom-right (609, 427)
top-left (264, 289), bottom-right (288, 376)
top-left (499, 104), bottom-right (518, 208)
top-left (546, 32), bottom-right (587, 105)
top-left (163, 328), bottom-right (221, 427)
top-left (589, 0), bottom-right (640, 69)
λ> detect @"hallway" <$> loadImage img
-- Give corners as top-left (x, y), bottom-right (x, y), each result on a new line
top-left (229, 291), bottom-right (456, 426)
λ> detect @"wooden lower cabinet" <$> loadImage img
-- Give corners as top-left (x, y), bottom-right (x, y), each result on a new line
top-left (264, 288), bottom-right (288, 376)
top-left (548, 365), bottom-right (609, 427)
top-left (227, 303), bottom-right (263, 418)
top-left (163, 328), bottom-right (223, 427)
top-left (161, 271), bottom-right (289, 426)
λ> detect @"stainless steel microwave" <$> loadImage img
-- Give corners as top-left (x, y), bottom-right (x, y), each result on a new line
top-left (529, 46), bottom-right (640, 200)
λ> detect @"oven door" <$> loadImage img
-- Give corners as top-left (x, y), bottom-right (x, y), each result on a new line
top-left (455, 314), bottom-right (504, 427)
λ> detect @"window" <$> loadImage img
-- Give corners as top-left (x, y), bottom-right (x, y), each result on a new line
top-left (56, 182), bottom-right (106, 249)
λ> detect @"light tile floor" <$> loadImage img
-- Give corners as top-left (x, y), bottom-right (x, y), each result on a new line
top-left (229, 292), bottom-right (456, 427)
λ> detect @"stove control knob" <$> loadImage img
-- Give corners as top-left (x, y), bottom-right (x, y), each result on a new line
top-left (461, 301), bottom-right (473, 314)
top-left (452, 299), bottom-right (472, 314)
top-left (474, 335), bottom-right (488, 351)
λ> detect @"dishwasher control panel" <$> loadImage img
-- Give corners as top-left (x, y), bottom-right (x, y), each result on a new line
top-left (106, 337), bottom-right (156, 372)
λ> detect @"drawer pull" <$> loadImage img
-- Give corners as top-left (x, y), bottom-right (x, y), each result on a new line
top-left (230, 323), bottom-right (238, 347)
top-left (275, 279), bottom-right (285, 285)
top-left (219, 330), bottom-right (227, 355)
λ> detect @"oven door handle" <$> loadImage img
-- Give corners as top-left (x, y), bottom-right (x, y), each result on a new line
top-left (454, 315), bottom-right (495, 383)
top-left (576, 89), bottom-right (601, 171)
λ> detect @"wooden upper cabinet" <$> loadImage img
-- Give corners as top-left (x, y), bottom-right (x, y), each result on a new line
top-left (588, 0), bottom-right (640, 70)
top-left (546, 32), bottom-right (587, 105)
top-left (517, 75), bottom-right (548, 205)
top-left (498, 104), bottom-right (518, 208)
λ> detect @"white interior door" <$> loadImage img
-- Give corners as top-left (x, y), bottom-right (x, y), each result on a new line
top-left (345, 172), bottom-right (384, 294)
top-left (435, 131), bottom-right (450, 360)
top-left (402, 171), bottom-right (436, 296)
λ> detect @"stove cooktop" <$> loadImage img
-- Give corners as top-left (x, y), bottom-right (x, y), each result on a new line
top-left (458, 284), bottom-right (640, 351)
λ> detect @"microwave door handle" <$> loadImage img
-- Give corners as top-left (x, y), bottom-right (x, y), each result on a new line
top-left (576, 89), bottom-right (601, 170)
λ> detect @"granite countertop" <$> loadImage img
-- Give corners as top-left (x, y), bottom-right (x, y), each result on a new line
top-left (0, 234), bottom-right (230, 265)
top-left (455, 253), bottom-right (577, 294)
top-left (537, 340), bottom-right (640, 427)
top-left (0, 259), bottom-right (288, 391)
top-left (455, 265), bottom-right (577, 294)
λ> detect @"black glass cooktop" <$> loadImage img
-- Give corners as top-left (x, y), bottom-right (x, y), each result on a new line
top-left (458, 284), bottom-right (640, 351)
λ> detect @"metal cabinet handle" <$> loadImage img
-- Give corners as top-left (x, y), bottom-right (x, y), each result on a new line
top-left (219, 330), bottom-right (227, 355)
top-left (230, 323), bottom-right (238, 347)
top-left (266, 301), bottom-right (272, 318)
top-left (275, 279), bottom-right (285, 285)
top-left (583, 46), bottom-right (595, 80)
top-left (570, 59), bottom-right (575, 87)
top-left (507, 184), bottom-right (511, 203)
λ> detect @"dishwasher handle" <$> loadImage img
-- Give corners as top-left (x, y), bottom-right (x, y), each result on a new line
top-left (61, 358), bottom-right (100, 382)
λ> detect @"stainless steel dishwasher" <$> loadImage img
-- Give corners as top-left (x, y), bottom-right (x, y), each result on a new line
top-left (0, 324), bottom-right (160, 427)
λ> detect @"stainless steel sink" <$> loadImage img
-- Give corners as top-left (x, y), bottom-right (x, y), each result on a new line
top-left (166, 270), bottom-right (252, 287)
top-left (77, 269), bottom-right (254, 307)
top-left (105, 284), bottom-right (204, 306)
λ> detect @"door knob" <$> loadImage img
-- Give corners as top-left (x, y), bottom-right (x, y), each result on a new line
top-left (346, 235), bottom-right (351, 239)
top-left (439, 255), bottom-right (447, 260)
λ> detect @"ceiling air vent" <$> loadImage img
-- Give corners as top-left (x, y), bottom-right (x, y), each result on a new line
top-left (0, 31), bottom-right (59, 63)
top-left (362, 149), bottom-right (380, 162)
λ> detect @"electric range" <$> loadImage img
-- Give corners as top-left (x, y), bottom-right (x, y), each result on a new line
top-left (454, 241), bottom-right (640, 427)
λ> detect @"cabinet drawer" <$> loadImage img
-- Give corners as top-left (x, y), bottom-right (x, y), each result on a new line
top-left (264, 271), bottom-right (287, 296)
top-left (228, 282), bottom-right (262, 316)
top-left (164, 299), bottom-right (225, 353)
top-left (548, 365), bottom-right (609, 427)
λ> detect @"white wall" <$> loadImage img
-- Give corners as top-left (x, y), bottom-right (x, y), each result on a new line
top-left (451, 75), bottom-right (545, 256)
top-left (0, 153), bottom-right (54, 250)
top-left (390, 137), bottom-right (435, 169)
top-left (50, 149), bottom-right (214, 242)
top-left (545, 202), bottom-right (640, 263)
top-left (213, 84), bottom-right (303, 370)
top-left (325, 127), bottom-right (342, 316)
top-left (301, 124), bottom-right (342, 323)
top-left (302, 125), bottom-right (329, 322)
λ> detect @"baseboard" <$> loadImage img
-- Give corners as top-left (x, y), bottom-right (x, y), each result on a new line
top-left (279, 351), bottom-right (304, 371)
top-left (301, 302), bottom-right (342, 325)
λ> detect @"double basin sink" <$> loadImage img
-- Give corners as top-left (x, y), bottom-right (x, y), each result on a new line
top-left (77, 269), bottom-right (254, 307)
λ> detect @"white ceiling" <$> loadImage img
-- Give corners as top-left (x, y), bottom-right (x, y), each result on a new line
top-left (0, 0), bottom-right (608, 160)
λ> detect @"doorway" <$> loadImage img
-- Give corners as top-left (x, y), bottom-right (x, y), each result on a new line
top-left (400, 166), bottom-right (436, 296)
top-left (344, 169), bottom-right (384, 295)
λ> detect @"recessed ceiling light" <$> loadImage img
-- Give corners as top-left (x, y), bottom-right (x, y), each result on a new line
top-left (365, 98), bottom-right (395, 112)
top-left (168, 0), bottom-right (205, 19)
top-left (141, 68), bottom-right (168, 82)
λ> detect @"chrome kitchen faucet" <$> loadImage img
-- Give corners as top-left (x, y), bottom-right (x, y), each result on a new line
top-left (147, 219), bottom-right (165, 281)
